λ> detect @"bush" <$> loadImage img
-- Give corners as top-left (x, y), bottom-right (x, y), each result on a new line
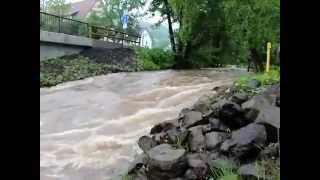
top-left (135, 47), bottom-right (175, 71)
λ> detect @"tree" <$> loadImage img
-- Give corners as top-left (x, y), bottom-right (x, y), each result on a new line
top-left (149, 0), bottom-right (176, 53)
top-left (222, 0), bottom-right (280, 71)
top-left (46, 0), bottom-right (70, 16)
top-left (86, 0), bottom-right (145, 36)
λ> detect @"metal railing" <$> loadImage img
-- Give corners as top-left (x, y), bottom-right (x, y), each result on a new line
top-left (40, 11), bottom-right (141, 46)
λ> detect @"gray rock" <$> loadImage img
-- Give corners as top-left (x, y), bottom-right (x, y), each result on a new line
top-left (188, 126), bottom-right (206, 152)
top-left (205, 132), bottom-right (227, 150)
top-left (247, 79), bottom-right (261, 89)
top-left (180, 110), bottom-right (207, 128)
top-left (130, 168), bottom-right (148, 180)
top-left (220, 123), bottom-right (267, 161)
top-left (167, 128), bottom-right (189, 145)
top-left (192, 93), bottom-right (216, 116)
top-left (231, 93), bottom-right (249, 105)
top-left (138, 136), bottom-right (157, 153)
top-left (237, 163), bottom-right (260, 180)
top-left (147, 144), bottom-right (187, 179)
top-left (170, 178), bottom-right (186, 180)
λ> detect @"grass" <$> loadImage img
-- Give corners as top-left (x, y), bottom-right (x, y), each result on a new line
top-left (208, 166), bottom-right (240, 180)
top-left (235, 66), bottom-right (280, 92)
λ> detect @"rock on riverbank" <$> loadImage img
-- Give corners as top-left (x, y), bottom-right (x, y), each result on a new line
top-left (127, 83), bottom-right (280, 180)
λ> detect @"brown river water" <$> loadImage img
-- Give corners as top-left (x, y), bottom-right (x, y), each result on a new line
top-left (40, 67), bottom-right (247, 180)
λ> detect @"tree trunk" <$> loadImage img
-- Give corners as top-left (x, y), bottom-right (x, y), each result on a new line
top-left (249, 48), bottom-right (264, 72)
top-left (163, 0), bottom-right (176, 53)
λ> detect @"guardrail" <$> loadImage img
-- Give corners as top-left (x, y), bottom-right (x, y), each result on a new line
top-left (40, 11), bottom-right (141, 46)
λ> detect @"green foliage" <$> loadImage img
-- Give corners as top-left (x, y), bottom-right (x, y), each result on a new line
top-left (135, 47), bottom-right (175, 70)
top-left (235, 67), bottom-right (280, 91)
top-left (40, 55), bottom-right (134, 87)
top-left (208, 165), bottom-right (240, 180)
top-left (85, 0), bottom-right (145, 36)
top-left (222, 0), bottom-right (280, 64)
top-left (45, 0), bottom-right (70, 16)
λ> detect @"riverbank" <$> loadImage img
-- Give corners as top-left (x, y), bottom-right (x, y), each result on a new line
top-left (125, 78), bottom-right (280, 180)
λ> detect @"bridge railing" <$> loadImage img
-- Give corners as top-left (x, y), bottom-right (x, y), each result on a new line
top-left (40, 11), bottom-right (141, 46)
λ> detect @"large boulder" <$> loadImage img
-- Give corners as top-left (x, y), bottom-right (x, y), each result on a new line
top-left (188, 126), bottom-right (206, 152)
top-left (138, 136), bottom-right (157, 153)
top-left (205, 132), bottom-right (228, 151)
top-left (180, 110), bottom-right (207, 128)
top-left (147, 144), bottom-right (187, 179)
top-left (220, 123), bottom-right (267, 161)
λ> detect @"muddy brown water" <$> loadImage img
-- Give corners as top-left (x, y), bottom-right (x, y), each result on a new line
top-left (40, 67), bottom-right (246, 180)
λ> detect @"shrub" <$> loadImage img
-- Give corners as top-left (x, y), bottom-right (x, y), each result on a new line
top-left (135, 47), bottom-right (175, 71)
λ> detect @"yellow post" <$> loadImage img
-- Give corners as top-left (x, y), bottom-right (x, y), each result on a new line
top-left (266, 42), bottom-right (272, 73)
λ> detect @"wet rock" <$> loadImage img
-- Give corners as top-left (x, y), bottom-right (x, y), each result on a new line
top-left (150, 120), bottom-right (177, 134)
top-left (138, 136), bottom-right (157, 153)
top-left (220, 123), bottom-right (267, 161)
top-left (180, 110), bottom-right (207, 128)
top-left (147, 144), bottom-right (187, 179)
top-left (205, 132), bottom-right (228, 151)
top-left (167, 128), bottom-right (189, 145)
top-left (247, 79), bottom-right (261, 89)
top-left (188, 126), bottom-right (206, 152)
top-left (237, 163), bottom-right (260, 180)
top-left (231, 92), bottom-right (249, 105)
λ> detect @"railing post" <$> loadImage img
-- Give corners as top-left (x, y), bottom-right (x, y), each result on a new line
top-left (58, 16), bottom-right (61, 33)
